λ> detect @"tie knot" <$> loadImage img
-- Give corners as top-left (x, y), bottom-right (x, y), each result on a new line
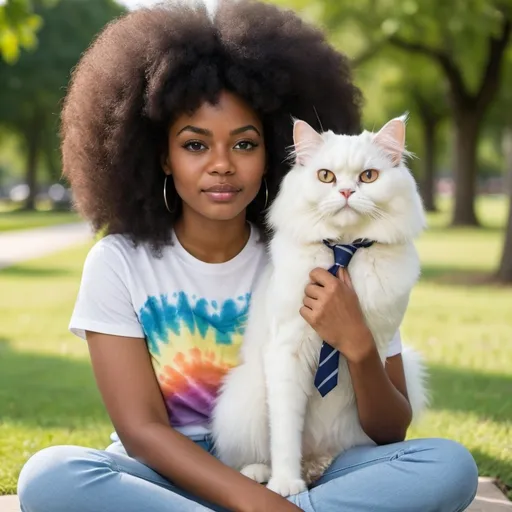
top-left (323, 238), bottom-right (374, 272)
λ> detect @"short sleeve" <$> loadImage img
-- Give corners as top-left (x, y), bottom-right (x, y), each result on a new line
top-left (386, 330), bottom-right (402, 358)
top-left (69, 240), bottom-right (145, 340)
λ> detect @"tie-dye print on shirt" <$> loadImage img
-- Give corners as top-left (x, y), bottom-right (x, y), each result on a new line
top-left (140, 291), bottom-right (251, 428)
top-left (69, 227), bottom-right (267, 434)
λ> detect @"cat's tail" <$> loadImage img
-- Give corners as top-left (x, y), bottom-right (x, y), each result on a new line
top-left (401, 345), bottom-right (430, 423)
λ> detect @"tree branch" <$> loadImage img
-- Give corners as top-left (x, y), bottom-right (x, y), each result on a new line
top-left (388, 35), bottom-right (470, 105)
top-left (411, 90), bottom-right (446, 125)
top-left (351, 44), bottom-right (382, 68)
top-left (476, 15), bottom-right (512, 112)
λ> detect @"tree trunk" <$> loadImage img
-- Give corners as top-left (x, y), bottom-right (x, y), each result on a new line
top-left (23, 115), bottom-right (43, 211)
top-left (420, 117), bottom-right (437, 212)
top-left (496, 127), bottom-right (512, 283)
top-left (451, 109), bottom-right (481, 226)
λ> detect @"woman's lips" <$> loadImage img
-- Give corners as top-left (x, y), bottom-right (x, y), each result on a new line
top-left (203, 184), bottom-right (241, 202)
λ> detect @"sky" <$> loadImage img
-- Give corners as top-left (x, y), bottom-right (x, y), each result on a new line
top-left (117, 0), bottom-right (216, 10)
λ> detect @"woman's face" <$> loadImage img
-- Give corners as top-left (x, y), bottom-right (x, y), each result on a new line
top-left (163, 90), bottom-right (266, 222)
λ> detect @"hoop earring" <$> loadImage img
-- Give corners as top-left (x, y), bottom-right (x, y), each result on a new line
top-left (263, 178), bottom-right (268, 210)
top-left (163, 176), bottom-right (177, 214)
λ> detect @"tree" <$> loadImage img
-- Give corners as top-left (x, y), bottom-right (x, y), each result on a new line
top-left (0, 0), bottom-right (58, 63)
top-left (497, 126), bottom-right (512, 283)
top-left (358, 51), bottom-right (449, 212)
top-left (0, 0), bottom-right (125, 209)
top-left (388, 4), bottom-right (511, 226)
top-left (491, 52), bottom-right (512, 283)
top-left (275, 0), bottom-right (512, 226)
top-left (412, 90), bottom-right (448, 212)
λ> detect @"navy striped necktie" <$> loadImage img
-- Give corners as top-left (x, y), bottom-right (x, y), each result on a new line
top-left (313, 238), bottom-right (374, 397)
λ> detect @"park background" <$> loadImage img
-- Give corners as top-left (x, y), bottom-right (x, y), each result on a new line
top-left (0, 0), bottom-right (511, 503)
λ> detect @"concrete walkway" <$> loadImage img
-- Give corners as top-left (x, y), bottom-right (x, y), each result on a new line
top-left (0, 477), bottom-right (510, 511)
top-left (0, 222), bottom-right (93, 269)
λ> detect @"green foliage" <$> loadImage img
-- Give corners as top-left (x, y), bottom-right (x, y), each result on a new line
top-left (274, 0), bottom-right (511, 182)
top-left (0, 0), bottom-right (58, 63)
top-left (0, 0), bottom-right (126, 200)
top-left (0, 0), bottom-right (125, 129)
top-left (315, 0), bottom-right (509, 95)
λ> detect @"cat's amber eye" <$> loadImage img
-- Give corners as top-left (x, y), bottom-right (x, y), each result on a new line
top-left (317, 169), bottom-right (336, 184)
top-left (359, 169), bottom-right (379, 183)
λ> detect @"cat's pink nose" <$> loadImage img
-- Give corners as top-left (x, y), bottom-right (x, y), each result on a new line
top-left (339, 189), bottom-right (355, 199)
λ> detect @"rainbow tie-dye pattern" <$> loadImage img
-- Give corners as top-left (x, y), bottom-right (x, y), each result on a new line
top-left (139, 291), bottom-right (251, 428)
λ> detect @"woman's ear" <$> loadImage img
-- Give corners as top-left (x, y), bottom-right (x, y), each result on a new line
top-left (161, 155), bottom-right (172, 176)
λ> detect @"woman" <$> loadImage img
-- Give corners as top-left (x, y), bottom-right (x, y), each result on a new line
top-left (17, 1), bottom-right (478, 511)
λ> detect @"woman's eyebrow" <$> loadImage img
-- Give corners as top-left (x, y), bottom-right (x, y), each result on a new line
top-left (230, 125), bottom-right (261, 136)
top-left (176, 125), bottom-right (261, 137)
top-left (176, 125), bottom-right (212, 137)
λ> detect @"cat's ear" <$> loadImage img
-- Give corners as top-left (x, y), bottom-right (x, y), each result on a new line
top-left (293, 120), bottom-right (324, 166)
top-left (373, 114), bottom-right (407, 166)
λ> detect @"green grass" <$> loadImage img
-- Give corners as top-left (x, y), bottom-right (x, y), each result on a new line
top-left (406, 195), bottom-right (512, 497)
top-left (0, 208), bottom-right (81, 233)
top-left (0, 195), bottom-right (511, 496)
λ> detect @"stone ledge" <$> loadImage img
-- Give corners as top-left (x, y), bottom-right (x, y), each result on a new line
top-left (1, 477), bottom-right (510, 511)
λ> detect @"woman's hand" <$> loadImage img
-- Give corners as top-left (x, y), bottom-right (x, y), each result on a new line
top-left (299, 267), bottom-right (375, 363)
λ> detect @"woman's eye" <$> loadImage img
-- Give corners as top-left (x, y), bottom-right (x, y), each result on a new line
top-left (234, 140), bottom-right (257, 151)
top-left (317, 169), bottom-right (336, 184)
top-left (184, 141), bottom-right (207, 152)
top-left (359, 169), bottom-right (379, 183)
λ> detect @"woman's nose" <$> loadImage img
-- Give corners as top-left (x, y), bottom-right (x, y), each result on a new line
top-left (208, 148), bottom-right (235, 175)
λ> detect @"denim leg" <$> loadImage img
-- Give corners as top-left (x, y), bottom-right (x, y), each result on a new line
top-left (292, 438), bottom-right (478, 512)
top-left (18, 437), bottom-right (477, 512)
top-left (17, 443), bottom-right (230, 512)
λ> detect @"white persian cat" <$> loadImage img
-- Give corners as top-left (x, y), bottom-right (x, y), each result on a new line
top-left (211, 115), bottom-right (429, 497)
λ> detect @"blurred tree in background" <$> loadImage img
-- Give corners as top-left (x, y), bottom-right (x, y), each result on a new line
top-left (0, 0), bottom-right (61, 63)
top-left (491, 53), bottom-right (512, 282)
top-left (0, 0), bottom-right (124, 209)
top-left (276, 0), bottom-right (512, 282)
top-left (1, 0), bottom-right (512, 282)
top-left (278, 0), bottom-right (511, 226)
top-left (356, 49), bottom-right (449, 212)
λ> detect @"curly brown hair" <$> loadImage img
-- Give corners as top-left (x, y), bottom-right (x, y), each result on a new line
top-left (61, 0), bottom-right (362, 252)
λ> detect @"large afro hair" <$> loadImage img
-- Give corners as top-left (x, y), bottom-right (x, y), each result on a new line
top-left (61, 0), bottom-right (362, 252)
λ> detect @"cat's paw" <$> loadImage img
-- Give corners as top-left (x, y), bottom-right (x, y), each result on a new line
top-left (241, 463), bottom-right (271, 484)
top-left (302, 455), bottom-right (334, 485)
top-left (266, 475), bottom-right (307, 497)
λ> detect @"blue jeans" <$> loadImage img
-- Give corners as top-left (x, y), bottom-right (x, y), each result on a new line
top-left (18, 436), bottom-right (478, 511)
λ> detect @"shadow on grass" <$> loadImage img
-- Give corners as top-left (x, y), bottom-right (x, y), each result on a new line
top-left (470, 448), bottom-right (512, 500)
top-left (419, 265), bottom-right (501, 286)
top-left (425, 224), bottom-right (505, 234)
top-left (2, 341), bottom-right (510, 425)
top-left (0, 265), bottom-right (72, 277)
top-left (429, 364), bottom-right (512, 424)
top-left (0, 341), bottom-right (109, 429)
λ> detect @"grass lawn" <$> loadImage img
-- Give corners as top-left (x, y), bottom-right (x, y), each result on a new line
top-left (0, 195), bottom-right (511, 497)
top-left (0, 204), bottom-right (81, 233)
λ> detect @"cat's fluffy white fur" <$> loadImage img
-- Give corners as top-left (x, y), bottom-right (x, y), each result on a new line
top-left (211, 116), bottom-right (429, 497)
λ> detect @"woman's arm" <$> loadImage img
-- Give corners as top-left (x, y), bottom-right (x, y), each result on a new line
top-left (86, 331), bottom-right (301, 512)
top-left (346, 340), bottom-right (412, 444)
top-left (301, 267), bottom-right (412, 445)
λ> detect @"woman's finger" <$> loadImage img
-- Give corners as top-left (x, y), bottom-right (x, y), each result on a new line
top-left (299, 305), bottom-right (313, 323)
top-left (342, 269), bottom-right (354, 290)
top-left (337, 268), bottom-right (353, 289)
top-left (303, 296), bottom-right (317, 310)
top-left (309, 267), bottom-right (335, 287)
top-left (304, 283), bottom-right (322, 299)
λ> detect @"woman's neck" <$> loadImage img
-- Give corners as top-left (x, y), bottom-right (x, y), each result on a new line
top-left (173, 210), bottom-right (250, 264)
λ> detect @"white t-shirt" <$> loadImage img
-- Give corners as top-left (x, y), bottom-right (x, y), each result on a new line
top-left (69, 226), bottom-right (402, 436)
